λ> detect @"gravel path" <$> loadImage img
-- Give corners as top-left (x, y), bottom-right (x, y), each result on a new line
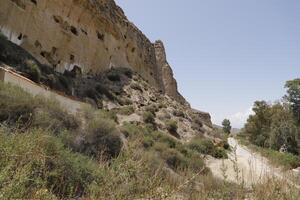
top-left (206, 137), bottom-right (300, 188)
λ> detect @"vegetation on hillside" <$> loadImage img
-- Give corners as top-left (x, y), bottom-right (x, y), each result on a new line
top-left (0, 78), bottom-right (299, 199)
top-left (222, 119), bottom-right (232, 134)
top-left (242, 79), bottom-right (300, 168)
top-left (0, 82), bottom-right (228, 199)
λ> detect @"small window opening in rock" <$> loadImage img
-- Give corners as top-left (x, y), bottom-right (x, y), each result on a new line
top-left (124, 35), bottom-right (127, 39)
top-left (150, 72), bottom-right (153, 76)
top-left (105, 47), bottom-right (109, 51)
top-left (96, 31), bottom-right (104, 41)
top-left (70, 26), bottom-right (78, 36)
top-left (30, 0), bottom-right (37, 5)
top-left (131, 47), bottom-right (136, 53)
top-left (53, 16), bottom-right (60, 23)
top-left (17, 33), bottom-right (23, 40)
top-left (40, 52), bottom-right (46, 58)
top-left (70, 54), bottom-right (75, 61)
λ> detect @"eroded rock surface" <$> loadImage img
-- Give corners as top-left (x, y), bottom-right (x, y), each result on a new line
top-left (154, 40), bottom-right (187, 105)
top-left (0, 0), bottom-right (210, 124)
top-left (0, 0), bottom-right (160, 87)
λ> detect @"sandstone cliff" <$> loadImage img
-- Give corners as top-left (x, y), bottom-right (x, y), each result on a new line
top-left (0, 0), bottom-right (191, 104)
top-left (154, 40), bottom-right (187, 105)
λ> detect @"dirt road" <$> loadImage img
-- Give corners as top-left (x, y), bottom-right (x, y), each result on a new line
top-left (206, 137), bottom-right (299, 188)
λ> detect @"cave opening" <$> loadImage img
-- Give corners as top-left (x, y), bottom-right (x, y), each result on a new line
top-left (30, 0), bottom-right (37, 5)
top-left (96, 31), bottom-right (104, 41)
top-left (70, 26), bottom-right (78, 36)
top-left (17, 33), bottom-right (23, 40)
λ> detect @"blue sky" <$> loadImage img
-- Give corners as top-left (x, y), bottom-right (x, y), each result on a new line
top-left (115, 0), bottom-right (300, 128)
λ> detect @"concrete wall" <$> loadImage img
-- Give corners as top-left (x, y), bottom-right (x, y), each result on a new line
top-left (0, 67), bottom-right (87, 114)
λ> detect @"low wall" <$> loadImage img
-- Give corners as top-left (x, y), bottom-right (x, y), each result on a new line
top-left (0, 67), bottom-right (5, 81)
top-left (0, 66), bottom-right (87, 114)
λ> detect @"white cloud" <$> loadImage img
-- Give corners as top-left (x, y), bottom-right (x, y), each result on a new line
top-left (228, 107), bottom-right (254, 128)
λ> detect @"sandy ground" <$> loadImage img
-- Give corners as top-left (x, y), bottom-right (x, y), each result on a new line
top-left (206, 137), bottom-right (300, 188)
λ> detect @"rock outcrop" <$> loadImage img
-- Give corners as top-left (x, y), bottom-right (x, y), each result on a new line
top-left (0, 0), bottom-right (202, 111)
top-left (191, 109), bottom-right (213, 128)
top-left (0, 0), bottom-right (160, 88)
top-left (154, 40), bottom-right (187, 105)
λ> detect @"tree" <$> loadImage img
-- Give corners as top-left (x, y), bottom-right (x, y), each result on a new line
top-left (244, 101), bottom-right (272, 147)
top-left (222, 119), bottom-right (232, 134)
top-left (285, 79), bottom-right (300, 123)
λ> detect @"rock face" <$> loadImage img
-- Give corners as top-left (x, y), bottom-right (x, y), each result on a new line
top-left (0, 0), bottom-right (160, 88)
top-left (154, 40), bottom-right (187, 105)
top-left (0, 0), bottom-right (195, 108)
top-left (191, 109), bottom-right (213, 128)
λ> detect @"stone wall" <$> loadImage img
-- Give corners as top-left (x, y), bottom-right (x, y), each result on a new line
top-left (0, 66), bottom-right (87, 113)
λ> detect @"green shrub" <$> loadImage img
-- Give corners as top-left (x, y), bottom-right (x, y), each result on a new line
top-left (145, 104), bottom-right (158, 115)
top-left (26, 60), bottom-right (41, 83)
top-left (162, 148), bottom-right (187, 170)
top-left (32, 98), bottom-right (79, 133)
top-left (188, 138), bottom-right (228, 159)
top-left (115, 106), bottom-right (134, 115)
top-left (223, 141), bottom-right (230, 150)
top-left (0, 82), bottom-right (36, 125)
top-left (95, 84), bottom-right (115, 100)
top-left (261, 148), bottom-right (300, 169)
top-left (166, 120), bottom-right (178, 133)
top-left (122, 68), bottom-right (133, 78)
top-left (82, 116), bottom-right (122, 159)
top-left (107, 70), bottom-right (121, 82)
top-left (84, 88), bottom-right (99, 100)
top-left (0, 129), bottom-right (99, 199)
top-left (152, 131), bottom-right (178, 148)
top-left (120, 123), bottom-right (145, 138)
top-left (213, 148), bottom-right (228, 159)
top-left (58, 75), bottom-right (72, 91)
top-left (0, 82), bottom-right (79, 132)
top-left (188, 138), bottom-right (215, 155)
top-left (142, 136), bottom-right (154, 148)
top-left (143, 111), bottom-right (155, 124)
top-left (94, 109), bottom-right (118, 123)
top-left (186, 153), bottom-right (207, 172)
top-left (46, 74), bottom-right (57, 88)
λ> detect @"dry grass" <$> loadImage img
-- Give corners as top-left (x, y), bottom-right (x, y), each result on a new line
top-left (0, 83), bottom-right (299, 199)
